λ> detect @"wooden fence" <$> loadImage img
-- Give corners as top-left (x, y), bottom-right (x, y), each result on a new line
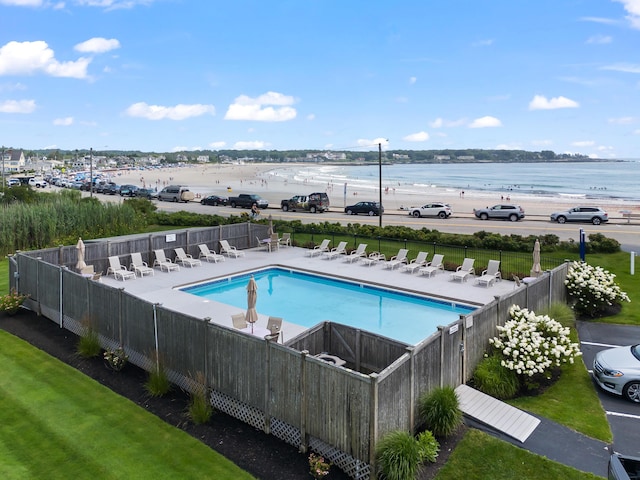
top-left (8, 226), bottom-right (570, 480)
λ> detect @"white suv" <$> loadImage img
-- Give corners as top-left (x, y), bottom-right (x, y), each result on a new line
top-left (550, 206), bottom-right (608, 225)
top-left (29, 178), bottom-right (48, 188)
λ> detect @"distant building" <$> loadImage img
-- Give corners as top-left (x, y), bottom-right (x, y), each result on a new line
top-left (2, 149), bottom-right (26, 172)
top-left (458, 155), bottom-right (475, 161)
top-left (434, 155), bottom-right (450, 161)
top-left (196, 155), bottom-right (210, 163)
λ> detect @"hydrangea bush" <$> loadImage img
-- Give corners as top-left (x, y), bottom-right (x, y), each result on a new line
top-left (489, 305), bottom-right (581, 389)
top-left (565, 261), bottom-right (630, 317)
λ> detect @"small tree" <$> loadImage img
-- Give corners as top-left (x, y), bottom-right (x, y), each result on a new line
top-left (565, 261), bottom-right (630, 317)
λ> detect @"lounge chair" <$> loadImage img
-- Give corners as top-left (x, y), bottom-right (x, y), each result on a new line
top-left (383, 249), bottom-right (409, 269)
top-left (198, 244), bottom-right (225, 263)
top-left (174, 247), bottom-right (202, 267)
top-left (476, 260), bottom-right (502, 287)
top-left (220, 239), bottom-right (245, 258)
top-left (307, 239), bottom-right (330, 257)
top-left (107, 256), bottom-right (136, 281)
top-left (403, 251), bottom-right (429, 274)
top-left (257, 236), bottom-right (271, 252)
top-left (450, 258), bottom-right (475, 282)
top-left (324, 241), bottom-right (347, 260)
top-left (418, 254), bottom-right (444, 277)
top-left (278, 232), bottom-right (291, 247)
top-left (269, 233), bottom-right (280, 251)
top-left (361, 251), bottom-right (385, 267)
top-left (80, 265), bottom-right (95, 275)
top-left (232, 313), bottom-right (247, 329)
top-left (345, 243), bottom-right (367, 263)
top-left (130, 252), bottom-right (154, 277)
top-left (267, 316), bottom-right (283, 343)
top-left (153, 249), bottom-right (180, 272)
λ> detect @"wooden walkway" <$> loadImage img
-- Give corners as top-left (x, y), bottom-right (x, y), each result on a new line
top-left (455, 384), bottom-right (540, 443)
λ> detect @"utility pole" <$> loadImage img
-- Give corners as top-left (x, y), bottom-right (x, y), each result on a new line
top-left (1, 146), bottom-right (5, 194)
top-left (378, 142), bottom-right (383, 227)
top-left (90, 147), bottom-right (93, 198)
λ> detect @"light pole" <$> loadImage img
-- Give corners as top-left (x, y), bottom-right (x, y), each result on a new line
top-left (378, 142), bottom-right (383, 228)
top-left (89, 147), bottom-right (93, 197)
top-left (1, 146), bottom-right (5, 194)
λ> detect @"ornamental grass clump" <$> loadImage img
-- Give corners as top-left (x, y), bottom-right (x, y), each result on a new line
top-left (418, 386), bottom-right (463, 438)
top-left (473, 353), bottom-right (519, 400)
top-left (375, 430), bottom-right (423, 480)
top-left (489, 305), bottom-right (582, 391)
top-left (565, 261), bottom-right (630, 317)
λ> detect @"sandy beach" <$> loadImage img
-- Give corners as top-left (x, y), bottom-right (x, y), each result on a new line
top-left (113, 163), bottom-right (640, 218)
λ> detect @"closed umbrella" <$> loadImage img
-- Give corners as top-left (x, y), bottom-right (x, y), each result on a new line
top-left (268, 214), bottom-right (274, 236)
top-left (75, 237), bottom-right (87, 271)
top-left (245, 276), bottom-right (258, 333)
top-left (530, 239), bottom-right (542, 278)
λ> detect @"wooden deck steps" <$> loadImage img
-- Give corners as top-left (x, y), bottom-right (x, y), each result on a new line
top-left (455, 384), bottom-right (540, 443)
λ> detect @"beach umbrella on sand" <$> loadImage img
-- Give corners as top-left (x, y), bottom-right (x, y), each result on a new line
top-left (530, 239), bottom-right (542, 278)
top-left (245, 276), bottom-right (258, 333)
top-left (75, 237), bottom-right (87, 271)
top-left (268, 214), bottom-right (274, 236)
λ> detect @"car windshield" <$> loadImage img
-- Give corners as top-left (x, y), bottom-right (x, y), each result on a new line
top-left (631, 345), bottom-right (640, 361)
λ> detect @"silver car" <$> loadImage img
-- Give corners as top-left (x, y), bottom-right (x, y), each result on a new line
top-left (550, 206), bottom-right (608, 225)
top-left (408, 202), bottom-right (452, 219)
top-left (593, 344), bottom-right (640, 402)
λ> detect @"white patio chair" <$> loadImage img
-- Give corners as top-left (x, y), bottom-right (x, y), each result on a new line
top-left (383, 249), bottom-right (409, 269)
top-left (198, 244), bottom-right (225, 263)
top-left (130, 252), bottom-right (154, 277)
top-left (307, 239), bottom-right (330, 257)
top-left (107, 256), bottom-right (136, 281)
top-left (323, 241), bottom-right (347, 260)
top-left (361, 251), bottom-right (385, 267)
top-left (345, 243), bottom-right (367, 263)
top-left (278, 232), bottom-right (291, 247)
top-left (153, 249), bottom-right (180, 272)
top-left (450, 258), bottom-right (475, 282)
top-left (476, 260), bottom-right (502, 287)
top-left (402, 251), bottom-right (429, 274)
top-left (174, 247), bottom-right (202, 267)
top-left (220, 239), bottom-right (246, 258)
top-left (418, 254), bottom-right (444, 277)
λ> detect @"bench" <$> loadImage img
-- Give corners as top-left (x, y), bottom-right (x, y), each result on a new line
top-left (619, 211), bottom-right (640, 224)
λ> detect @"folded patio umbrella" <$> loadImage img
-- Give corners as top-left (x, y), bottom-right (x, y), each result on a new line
top-left (75, 237), bottom-right (87, 270)
top-left (245, 276), bottom-right (258, 333)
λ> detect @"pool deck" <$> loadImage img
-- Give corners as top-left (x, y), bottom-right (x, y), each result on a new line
top-left (99, 246), bottom-right (517, 344)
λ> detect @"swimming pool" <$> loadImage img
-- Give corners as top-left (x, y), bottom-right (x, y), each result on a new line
top-left (182, 268), bottom-right (475, 345)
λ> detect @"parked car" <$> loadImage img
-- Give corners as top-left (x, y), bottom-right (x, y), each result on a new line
top-left (158, 185), bottom-right (195, 202)
top-left (345, 201), bottom-right (383, 216)
top-left (609, 453), bottom-right (640, 480)
top-left (408, 202), bottom-right (452, 219)
top-left (281, 192), bottom-right (330, 213)
top-left (119, 184), bottom-right (139, 197)
top-left (550, 206), bottom-right (608, 225)
top-left (135, 188), bottom-right (158, 200)
top-left (104, 183), bottom-right (121, 195)
top-left (28, 178), bottom-right (48, 188)
top-left (6, 178), bottom-right (20, 187)
top-left (200, 194), bottom-right (228, 206)
top-left (593, 344), bottom-right (640, 402)
top-left (474, 204), bottom-right (525, 221)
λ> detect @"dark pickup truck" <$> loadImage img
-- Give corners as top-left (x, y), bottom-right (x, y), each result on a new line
top-left (281, 192), bottom-right (330, 213)
top-left (228, 193), bottom-right (269, 209)
top-left (609, 454), bottom-right (640, 480)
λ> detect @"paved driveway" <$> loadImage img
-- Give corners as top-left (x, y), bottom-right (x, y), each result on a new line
top-left (577, 321), bottom-right (640, 457)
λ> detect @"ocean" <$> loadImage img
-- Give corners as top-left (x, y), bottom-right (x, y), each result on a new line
top-left (267, 160), bottom-right (640, 203)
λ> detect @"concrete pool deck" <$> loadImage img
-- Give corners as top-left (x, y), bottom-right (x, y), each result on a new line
top-left (99, 246), bottom-right (518, 344)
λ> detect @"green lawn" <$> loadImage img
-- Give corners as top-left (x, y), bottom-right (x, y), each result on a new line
top-left (0, 330), bottom-right (254, 480)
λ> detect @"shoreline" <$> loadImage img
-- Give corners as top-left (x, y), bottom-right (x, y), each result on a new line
top-left (113, 163), bottom-right (640, 217)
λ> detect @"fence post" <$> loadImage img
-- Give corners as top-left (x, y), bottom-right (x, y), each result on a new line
top-left (300, 350), bottom-right (309, 454)
top-left (438, 325), bottom-right (445, 388)
top-left (264, 339), bottom-right (272, 435)
top-left (368, 373), bottom-right (379, 480)
top-left (406, 346), bottom-right (415, 433)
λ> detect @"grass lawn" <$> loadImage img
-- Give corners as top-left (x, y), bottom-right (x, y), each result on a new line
top-left (0, 330), bottom-right (254, 480)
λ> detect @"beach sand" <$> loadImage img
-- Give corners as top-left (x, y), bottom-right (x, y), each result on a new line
top-left (114, 163), bottom-right (640, 218)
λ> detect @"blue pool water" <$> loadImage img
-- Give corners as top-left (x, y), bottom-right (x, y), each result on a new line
top-left (182, 268), bottom-right (475, 345)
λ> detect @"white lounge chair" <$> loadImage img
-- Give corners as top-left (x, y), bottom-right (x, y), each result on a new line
top-left (345, 243), bottom-right (367, 263)
top-left (231, 313), bottom-right (247, 329)
top-left (383, 249), bottom-right (409, 269)
top-left (476, 260), bottom-right (502, 287)
top-left (267, 316), bottom-right (283, 343)
top-left (270, 233), bottom-right (280, 252)
top-left (107, 256), bottom-right (136, 281)
top-left (418, 254), bottom-right (444, 277)
top-left (198, 244), bottom-right (225, 263)
top-left (450, 258), bottom-right (475, 282)
top-left (174, 247), bottom-right (202, 267)
top-left (361, 251), bottom-right (385, 267)
top-left (130, 252), bottom-right (154, 277)
top-left (324, 241), bottom-right (348, 260)
top-left (403, 251), bottom-right (429, 274)
top-left (220, 239), bottom-right (245, 258)
top-left (153, 249), bottom-right (180, 272)
top-left (307, 239), bottom-right (330, 257)
top-left (278, 232), bottom-right (291, 247)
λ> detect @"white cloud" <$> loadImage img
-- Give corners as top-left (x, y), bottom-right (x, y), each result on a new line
top-left (615, 0), bottom-right (640, 28)
top-left (232, 140), bottom-right (269, 149)
top-left (531, 139), bottom-right (553, 146)
top-left (409, 76), bottom-right (417, 84)
top-left (528, 95), bottom-right (579, 110)
top-left (0, 41), bottom-right (91, 79)
top-left (469, 116), bottom-right (502, 128)
top-left (73, 0), bottom-right (152, 10)
top-left (0, 0), bottom-right (43, 5)
top-left (572, 140), bottom-right (595, 147)
top-left (307, 113), bottom-right (315, 120)
top-left (225, 91), bottom-right (297, 122)
top-left (429, 117), bottom-right (466, 128)
top-left (496, 143), bottom-right (521, 149)
top-left (172, 146), bottom-right (202, 152)
top-left (403, 131), bottom-right (429, 142)
top-left (608, 116), bottom-right (635, 124)
top-left (586, 34), bottom-right (612, 44)
top-left (0, 81), bottom-right (27, 92)
top-left (597, 145), bottom-right (614, 151)
top-left (579, 16), bottom-right (618, 25)
top-left (53, 116), bottom-right (73, 126)
top-left (472, 39), bottom-right (494, 47)
top-left (0, 99), bottom-right (36, 113)
top-left (633, 129), bottom-right (640, 135)
top-left (601, 63), bottom-right (640, 73)
top-left (124, 102), bottom-right (215, 120)
top-left (208, 141), bottom-right (226, 148)
top-left (74, 37), bottom-right (121, 54)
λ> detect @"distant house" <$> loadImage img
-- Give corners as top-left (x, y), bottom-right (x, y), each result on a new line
top-left (458, 155), bottom-right (475, 161)
top-left (2, 150), bottom-right (26, 172)
top-left (434, 155), bottom-right (450, 161)
top-left (196, 155), bottom-right (210, 163)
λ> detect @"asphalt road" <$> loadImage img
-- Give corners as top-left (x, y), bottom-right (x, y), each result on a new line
top-left (577, 321), bottom-right (640, 457)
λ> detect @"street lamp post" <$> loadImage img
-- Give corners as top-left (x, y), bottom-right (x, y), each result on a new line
top-left (90, 147), bottom-right (93, 197)
top-left (1, 146), bottom-right (5, 194)
top-left (378, 142), bottom-right (383, 228)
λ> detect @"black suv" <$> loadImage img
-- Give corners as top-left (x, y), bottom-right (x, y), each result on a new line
top-left (345, 201), bottom-right (383, 216)
top-left (281, 192), bottom-right (330, 213)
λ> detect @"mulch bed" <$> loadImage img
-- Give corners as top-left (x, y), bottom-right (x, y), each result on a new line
top-left (0, 308), bottom-right (460, 479)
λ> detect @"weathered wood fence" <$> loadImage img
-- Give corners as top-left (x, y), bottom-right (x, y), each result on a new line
top-left (8, 225), bottom-right (569, 480)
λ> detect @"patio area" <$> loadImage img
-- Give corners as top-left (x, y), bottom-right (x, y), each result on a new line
top-left (98, 245), bottom-right (518, 344)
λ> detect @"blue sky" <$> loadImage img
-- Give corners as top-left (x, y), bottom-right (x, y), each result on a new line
top-left (1, 0), bottom-right (639, 157)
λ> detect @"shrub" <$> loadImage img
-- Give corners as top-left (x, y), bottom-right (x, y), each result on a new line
top-left (186, 375), bottom-right (213, 425)
top-left (489, 305), bottom-right (582, 391)
top-left (418, 386), bottom-right (463, 438)
top-left (308, 453), bottom-right (330, 479)
top-left (145, 365), bottom-right (171, 397)
top-left (375, 430), bottom-right (422, 480)
top-left (76, 323), bottom-right (101, 358)
top-left (473, 354), bottom-right (519, 399)
top-left (416, 430), bottom-right (439, 463)
top-left (565, 261), bottom-right (630, 317)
